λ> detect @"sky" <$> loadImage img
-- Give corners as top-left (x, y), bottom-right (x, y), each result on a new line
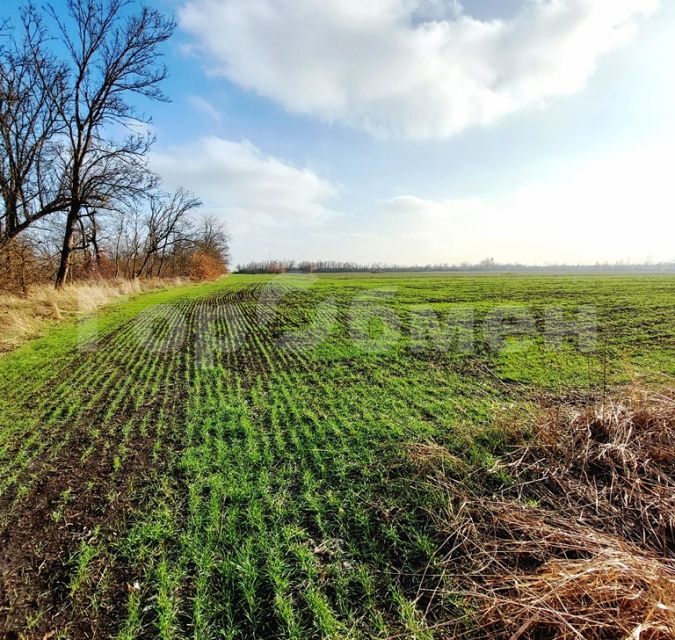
top-left (4, 0), bottom-right (675, 266)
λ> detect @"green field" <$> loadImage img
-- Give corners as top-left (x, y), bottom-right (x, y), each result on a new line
top-left (0, 273), bottom-right (673, 638)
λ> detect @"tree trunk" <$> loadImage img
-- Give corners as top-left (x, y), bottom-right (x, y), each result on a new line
top-left (90, 214), bottom-right (102, 269)
top-left (136, 248), bottom-right (155, 279)
top-left (5, 197), bottom-right (19, 241)
top-left (55, 203), bottom-right (78, 288)
top-left (157, 248), bottom-right (167, 278)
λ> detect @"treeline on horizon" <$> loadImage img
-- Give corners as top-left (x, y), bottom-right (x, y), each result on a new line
top-left (236, 258), bottom-right (675, 275)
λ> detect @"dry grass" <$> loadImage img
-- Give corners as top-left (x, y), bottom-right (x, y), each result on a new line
top-left (509, 389), bottom-right (675, 555)
top-left (409, 390), bottom-right (675, 639)
top-left (438, 497), bottom-right (675, 640)
top-left (0, 278), bottom-right (186, 352)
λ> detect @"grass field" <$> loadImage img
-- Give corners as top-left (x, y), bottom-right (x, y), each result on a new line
top-left (0, 273), bottom-right (673, 639)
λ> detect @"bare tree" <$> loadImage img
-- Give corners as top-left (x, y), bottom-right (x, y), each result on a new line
top-left (39, 0), bottom-right (175, 287)
top-left (135, 188), bottom-right (201, 278)
top-left (196, 215), bottom-right (231, 264)
top-left (1, 3), bottom-right (231, 290)
top-left (0, 7), bottom-right (69, 245)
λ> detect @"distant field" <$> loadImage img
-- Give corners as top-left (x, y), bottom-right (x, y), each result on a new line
top-left (0, 273), bottom-right (673, 638)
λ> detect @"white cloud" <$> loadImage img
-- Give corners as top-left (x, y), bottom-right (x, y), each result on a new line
top-left (179, 0), bottom-right (658, 138)
top-left (152, 137), bottom-right (674, 266)
top-left (151, 137), bottom-right (339, 234)
top-left (371, 138), bottom-right (675, 263)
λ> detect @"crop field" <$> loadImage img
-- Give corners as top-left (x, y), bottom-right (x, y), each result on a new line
top-left (0, 273), bottom-right (673, 639)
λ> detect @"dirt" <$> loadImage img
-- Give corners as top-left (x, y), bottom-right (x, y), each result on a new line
top-left (0, 406), bottom-right (167, 638)
top-left (0, 347), bottom-right (191, 639)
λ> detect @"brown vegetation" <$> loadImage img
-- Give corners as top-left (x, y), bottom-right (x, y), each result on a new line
top-left (409, 390), bottom-right (675, 639)
top-left (509, 389), bottom-right (675, 555)
top-left (0, 278), bottom-right (184, 352)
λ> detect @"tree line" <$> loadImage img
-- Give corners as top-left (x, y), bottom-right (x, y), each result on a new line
top-left (0, 0), bottom-right (229, 292)
top-left (236, 259), bottom-right (675, 275)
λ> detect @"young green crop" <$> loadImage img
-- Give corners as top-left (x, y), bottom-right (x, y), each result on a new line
top-left (0, 273), bottom-right (672, 638)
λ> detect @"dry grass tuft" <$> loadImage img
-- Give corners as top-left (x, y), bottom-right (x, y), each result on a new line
top-left (0, 278), bottom-right (186, 352)
top-left (510, 389), bottom-right (675, 555)
top-left (409, 391), bottom-right (675, 639)
top-left (441, 498), bottom-right (675, 640)
top-left (406, 442), bottom-right (468, 476)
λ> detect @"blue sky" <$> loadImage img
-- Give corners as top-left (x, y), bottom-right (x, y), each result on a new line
top-left (3, 0), bottom-right (675, 265)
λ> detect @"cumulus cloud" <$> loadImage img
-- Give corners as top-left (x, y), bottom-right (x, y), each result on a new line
top-left (179, 0), bottom-right (658, 138)
top-left (150, 137), bottom-right (339, 232)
